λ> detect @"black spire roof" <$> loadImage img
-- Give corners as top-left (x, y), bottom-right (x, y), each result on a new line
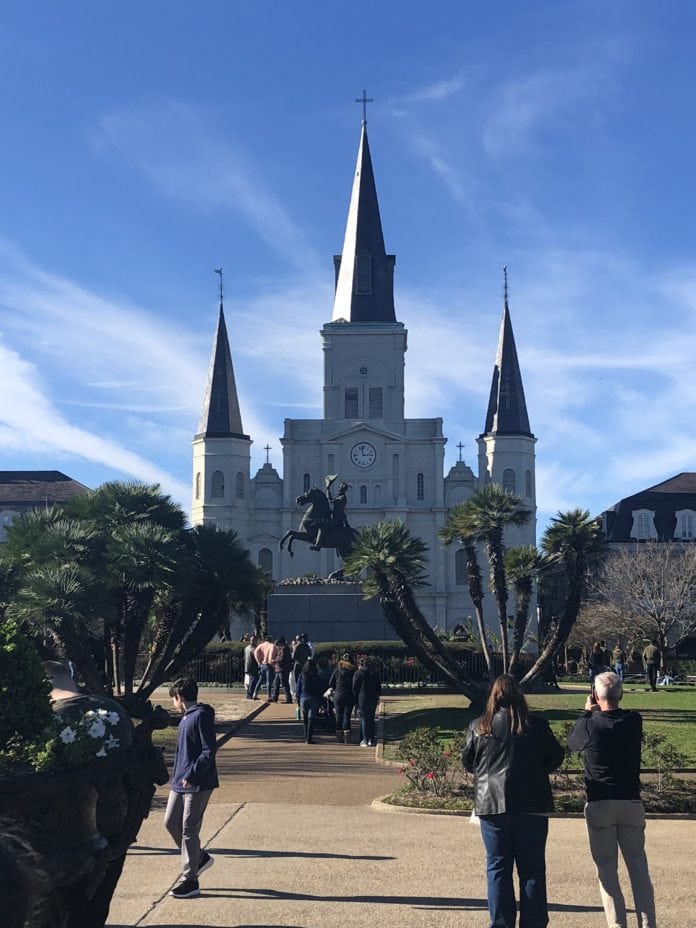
top-left (196, 304), bottom-right (248, 439)
top-left (482, 289), bottom-right (532, 437)
top-left (331, 124), bottom-right (396, 323)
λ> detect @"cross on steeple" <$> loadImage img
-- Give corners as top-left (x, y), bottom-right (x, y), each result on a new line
top-left (355, 89), bottom-right (373, 126)
top-left (264, 444), bottom-right (272, 464)
top-left (214, 267), bottom-right (224, 304)
top-left (457, 442), bottom-right (465, 461)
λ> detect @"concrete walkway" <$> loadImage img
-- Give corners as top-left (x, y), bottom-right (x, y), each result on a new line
top-left (107, 697), bottom-right (695, 928)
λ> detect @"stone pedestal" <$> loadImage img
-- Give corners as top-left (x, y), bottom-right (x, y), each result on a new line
top-left (267, 582), bottom-right (396, 642)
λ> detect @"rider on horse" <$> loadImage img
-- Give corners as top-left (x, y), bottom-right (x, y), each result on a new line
top-left (310, 476), bottom-right (350, 551)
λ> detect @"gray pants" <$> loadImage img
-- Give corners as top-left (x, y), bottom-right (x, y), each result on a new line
top-left (585, 799), bottom-right (656, 928)
top-left (164, 789), bottom-right (212, 879)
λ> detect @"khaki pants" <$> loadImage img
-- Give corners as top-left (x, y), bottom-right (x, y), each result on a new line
top-left (584, 800), bottom-right (656, 928)
top-left (164, 789), bottom-right (212, 880)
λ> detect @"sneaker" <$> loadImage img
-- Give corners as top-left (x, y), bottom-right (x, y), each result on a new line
top-left (198, 851), bottom-right (214, 875)
top-left (170, 879), bottom-right (200, 899)
top-left (360, 739), bottom-right (368, 747)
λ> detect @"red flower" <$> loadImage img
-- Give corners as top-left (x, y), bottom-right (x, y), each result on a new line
top-left (425, 771), bottom-right (435, 780)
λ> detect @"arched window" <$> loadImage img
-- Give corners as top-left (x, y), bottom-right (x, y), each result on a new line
top-left (525, 470), bottom-right (532, 498)
top-left (360, 485), bottom-right (367, 504)
top-left (417, 473), bottom-right (424, 501)
top-left (503, 468), bottom-right (516, 493)
top-left (235, 472), bottom-right (245, 499)
top-left (374, 484), bottom-right (382, 505)
top-left (258, 548), bottom-right (273, 577)
top-left (195, 472), bottom-right (201, 500)
top-left (455, 549), bottom-right (466, 585)
top-left (211, 470), bottom-right (224, 498)
top-left (303, 473), bottom-right (311, 493)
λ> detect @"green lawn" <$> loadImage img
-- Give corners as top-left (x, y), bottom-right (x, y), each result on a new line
top-left (382, 686), bottom-right (696, 766)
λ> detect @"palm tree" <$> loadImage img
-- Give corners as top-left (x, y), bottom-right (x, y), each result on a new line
top-left (7, 563), bottom-right (105, 693)
top-left (439, 503), bottom-right (495, 683)
top-left (344, 522), bottom-right (485, 703)
top-left (136, 525), bottom-right (263, 703)
top-left (465, 485), bottom-right (531, 673)
top-left (106, 522), bottom-right (180, 696)
top-left (504, 545), bottom-right (553, 674)
top-left (520, 508), bottom-right (604, 687)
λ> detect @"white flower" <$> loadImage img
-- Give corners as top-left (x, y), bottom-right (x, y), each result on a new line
top-left (105, 735), bottom-right (120, 751)
top-left (106, 711), bottom-right (120, 726)
top-left (59, 726), bottom-right (77, 744)
top-left (86, 718), bottom-right (106, 739)
top-left (95, 747), bottom-right (107, 757)
top-left (97, 708), bottom-right (109, 718)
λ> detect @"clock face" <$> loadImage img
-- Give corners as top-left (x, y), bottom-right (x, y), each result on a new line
top-left (350, 441), bottom-right (377, 469)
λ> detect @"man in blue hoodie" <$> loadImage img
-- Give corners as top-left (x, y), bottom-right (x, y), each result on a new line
top-left (164, 677), bottom-right (219, 899)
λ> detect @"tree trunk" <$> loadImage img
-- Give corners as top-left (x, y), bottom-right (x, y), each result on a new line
top-left (463, 542), bottom-right (495, 684)
top-left (520, 564), bottom-right (584, 688)
top-left (508, 581), bottom-right (532, 675)
top-left (487, 538), bottom-right (510, 673)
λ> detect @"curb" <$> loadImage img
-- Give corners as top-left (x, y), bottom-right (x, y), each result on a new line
top-left (371, 795), bottom-right (696, 821)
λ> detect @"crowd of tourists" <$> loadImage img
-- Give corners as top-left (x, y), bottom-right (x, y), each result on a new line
top-left (20, 647), bottom-right (659, 925)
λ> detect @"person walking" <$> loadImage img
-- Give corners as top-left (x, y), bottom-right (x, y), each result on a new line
top-left (164, 677), bottom-right (219, 899)
top-left (462, 674), bottom-right (564, 928)
top-left (252, 635), bottom-right (277, 700)
top-left (588, 641), bottom-right (606, 683)
top-left (642, 640), bottom-right (661, 692)
top-left (328, 652), bottom-right (356, 743)
top-left (612, 644), bottom-right (626, 683)
top-left (292, 633), bottom-right (312, 700)
top-left (352, 657), bottom-right (381, 747)
top-left (243, 635), bottom-right (259, 699)
top-left (271, 637), bottom-right (293, 703)
top-left (296, 658), bottom-right (325, 743)
top-left (568, 671), bottom-right (656, 928)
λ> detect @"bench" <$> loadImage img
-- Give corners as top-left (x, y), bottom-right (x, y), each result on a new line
top-left (686, 675), bottom-right (696, 686)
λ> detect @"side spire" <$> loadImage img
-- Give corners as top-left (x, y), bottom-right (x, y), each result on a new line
top-left (482, 269), bottom-right (532, 436)
top-left (197, 270), bottom-right (248, 439)
top-left (331, 110), bottom-right (396, 323)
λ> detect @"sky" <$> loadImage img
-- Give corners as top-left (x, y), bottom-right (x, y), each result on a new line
top-left (2, 1), bottom-right (696, 535)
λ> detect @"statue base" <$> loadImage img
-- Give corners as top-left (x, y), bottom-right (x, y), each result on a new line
top-left (268, 581), bottom-right (396, 642)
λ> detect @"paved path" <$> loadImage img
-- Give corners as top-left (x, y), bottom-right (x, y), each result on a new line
top-left (108, 697), bottom-right (696, 928)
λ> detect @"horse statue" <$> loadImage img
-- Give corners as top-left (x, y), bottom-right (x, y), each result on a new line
top-left (279, 477), bottom-right (357, 569)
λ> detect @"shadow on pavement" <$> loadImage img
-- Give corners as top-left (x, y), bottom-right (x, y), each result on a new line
top-left (208, 846), bottom-right (396, 861)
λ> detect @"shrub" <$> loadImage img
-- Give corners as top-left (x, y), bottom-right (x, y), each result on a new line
top-left (0, 619), bottom-right (54, 773)
top-left (396, 726), bottom-right (465, 797)
top-left (642, 730), bottom-right (687, 792)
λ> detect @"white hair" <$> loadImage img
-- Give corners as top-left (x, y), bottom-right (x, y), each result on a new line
top-left (594, 671), bottom-right (622, 704)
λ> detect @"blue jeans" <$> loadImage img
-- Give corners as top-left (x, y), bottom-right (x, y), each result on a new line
top-left (253, 663), bottom-right (272, 697)
top-left (334, 696), bottom-right (354, 732)
top-left (613, 662), bottom-right (624, 683)
top-left (479, 813), bottom-right (549, 928)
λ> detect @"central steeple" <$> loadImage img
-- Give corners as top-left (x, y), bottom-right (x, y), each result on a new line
top-left (331, 123), bottom-right (396, 323)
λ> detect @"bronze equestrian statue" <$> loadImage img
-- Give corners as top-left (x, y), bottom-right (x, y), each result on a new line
top-left (279, 475), bottom-right (356, 569)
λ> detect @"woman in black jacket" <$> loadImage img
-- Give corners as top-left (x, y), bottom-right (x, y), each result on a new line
top-left (328, 653), bottom-right (355, 743)
top-left (462, 674), bottom-right (564, 928)
top-left (352, 657), bottom-right (381, 747)
top-left (296, 658), bottom-right (325, 744)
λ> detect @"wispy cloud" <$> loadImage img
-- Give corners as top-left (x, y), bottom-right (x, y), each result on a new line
top-left (389, 75), bottom-right (464, 107)
top-left (95, 99), bottom-right (320, 272)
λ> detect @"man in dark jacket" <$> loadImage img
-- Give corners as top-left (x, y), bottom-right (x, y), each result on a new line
top-left (568, 671), bottom-right (656, 928)
top-left (642, 640), bottom-right (661, 692)
top-left (165, 677), bottom-right (219, 899)
top-left (271, 637), bottom-right (293, 703)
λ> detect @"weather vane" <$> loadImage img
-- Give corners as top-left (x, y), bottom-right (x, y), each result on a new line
top-left (214, 267), bottom-right (224, 304)
top-left (355, 89), bottom-right (373, 126)
top-left (503, 266), bottom-right (508, 306)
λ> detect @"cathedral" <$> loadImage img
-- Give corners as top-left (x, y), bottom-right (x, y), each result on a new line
top-left (191, 118), bottom-right (537, 631)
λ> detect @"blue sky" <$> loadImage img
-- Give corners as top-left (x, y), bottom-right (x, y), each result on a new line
top-left (2, 1), bottom-right (696, 534)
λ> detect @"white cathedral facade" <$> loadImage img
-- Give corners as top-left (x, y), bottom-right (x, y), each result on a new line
top-left (191, 121), bottom-right (536, 631)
